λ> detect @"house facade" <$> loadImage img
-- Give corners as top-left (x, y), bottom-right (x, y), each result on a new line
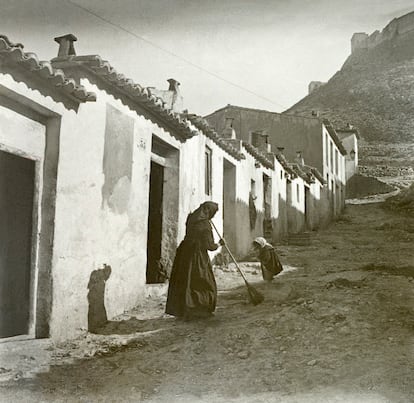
top-left (205, 105), bottom-right (348, 224)
top-left (336, 125), bottom-right (359, 181)
top-left (0, 34), bottom-right (328, 343)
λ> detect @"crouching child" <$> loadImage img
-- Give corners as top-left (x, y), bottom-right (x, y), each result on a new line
top-left (252, 237), bottom-right (283, 282)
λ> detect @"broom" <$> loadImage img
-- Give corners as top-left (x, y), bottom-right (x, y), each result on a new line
top-left (210, 220), bottom-right (264, 306)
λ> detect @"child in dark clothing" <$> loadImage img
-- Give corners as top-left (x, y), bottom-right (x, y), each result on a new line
top-left (252, 237), bottom-right (284, 282)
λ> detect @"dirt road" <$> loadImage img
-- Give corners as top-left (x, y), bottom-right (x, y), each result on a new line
top-left (1, 202), bottom-right (413, 402)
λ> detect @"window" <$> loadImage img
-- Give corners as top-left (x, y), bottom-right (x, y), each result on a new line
top-left (329, 141), bottom-right (333, 172)
top-left (335, 149), bottom-right (339, 175)
top-left (250, 179), bottom-right (256, 200)
top-left (325, 134), bottom-right (329, 165)
top-left (297, 183), bottom-right (300, 202)
top-left (205, 146), bottom-right (212, 195)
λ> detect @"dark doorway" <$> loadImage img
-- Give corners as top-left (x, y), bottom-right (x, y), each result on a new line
top-left (0, 150), bottom-right (35, 338)
top-left (262, 174), bottom-right (272, 241)
top-left (223, 159), bottom-right (236, 252)
top-left (305, 186), bottom-right (311, 229)
top-left (146, 161), bottom-right (164, 284)
top-left (286, 179), bottom-right (293, 230)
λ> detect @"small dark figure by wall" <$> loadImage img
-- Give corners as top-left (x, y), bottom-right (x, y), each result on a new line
top-left (87, 264), bottom-right (112, 333)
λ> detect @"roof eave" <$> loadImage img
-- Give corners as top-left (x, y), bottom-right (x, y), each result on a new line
top-left (52, 57), bottom-right (196, 143)
top-left (0, 36), bottom-right (96, 109)
top-left (0, 59), bottom-right (83, 111)
top-left (184, 113), bottom-right (245, 160)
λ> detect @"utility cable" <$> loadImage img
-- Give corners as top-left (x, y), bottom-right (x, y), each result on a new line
top-left (65, 0), bottom-right (287, 110)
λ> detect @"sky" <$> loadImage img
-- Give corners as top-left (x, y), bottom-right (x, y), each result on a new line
top-left (1, 0), bottom-right (413, 115)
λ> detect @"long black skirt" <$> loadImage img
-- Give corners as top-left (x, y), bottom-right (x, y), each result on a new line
top-left (165, 239), bottom-right (217, 318)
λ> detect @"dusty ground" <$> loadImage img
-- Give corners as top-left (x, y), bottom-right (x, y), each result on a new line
top-left (1, 200), bottom-right (414, 403)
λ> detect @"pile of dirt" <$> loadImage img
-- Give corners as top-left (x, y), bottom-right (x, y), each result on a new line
top-left (345, 174), bottom-right (395, 198)
top-left (382, 183), bottom-right (414, 215)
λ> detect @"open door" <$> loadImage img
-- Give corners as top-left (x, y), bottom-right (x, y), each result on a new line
top-left (0, 150), bottom-right (35, 338)
top-left (146, 161), bottom-right (164, 284)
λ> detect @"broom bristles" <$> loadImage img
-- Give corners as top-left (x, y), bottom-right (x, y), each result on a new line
top-left (246, 283), bottom-right (264, 306)
top-left (209, 219), bottom-right (264, 306)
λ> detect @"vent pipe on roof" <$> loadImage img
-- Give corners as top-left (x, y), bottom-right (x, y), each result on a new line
top-left (252, 130), bottom-right (271, 153)
top-left (161, 78), bottom-right (183, 113)
top-left (54, 34), bottom-right (77, 57)
top-left (222, 117), bottom-right (236, 139)
top-left (295, 151), bottom-right (305, 166)
top-left (167, 78), bottom-right (180, 93)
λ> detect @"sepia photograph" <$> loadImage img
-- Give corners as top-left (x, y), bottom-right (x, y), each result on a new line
top-left (0, 1), bottom-right (413, 402)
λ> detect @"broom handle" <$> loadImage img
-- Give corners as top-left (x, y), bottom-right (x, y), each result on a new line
top-left (209, 220), bottom-right (249, 284)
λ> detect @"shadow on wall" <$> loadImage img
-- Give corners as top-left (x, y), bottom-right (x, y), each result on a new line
top-left (87, 264), bottom-right (112, 334)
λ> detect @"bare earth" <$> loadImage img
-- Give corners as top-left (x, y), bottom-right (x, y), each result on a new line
top-left (1, 201), bottom-right (413, 403)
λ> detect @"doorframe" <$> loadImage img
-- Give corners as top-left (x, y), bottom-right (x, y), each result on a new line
top-left (222, 158), bottom-right (237, 254)
top-left (146, 156), bottom-right (165, 284)
top-left (147, 134), bottom-right (180, 283)
top-left (0, 85), bottom-right (61, 338)
top-left (0, 146), bottom-right (40, 338)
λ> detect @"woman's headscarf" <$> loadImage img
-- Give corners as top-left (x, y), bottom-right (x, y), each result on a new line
top-left (186, 201), bottom-right (219, 227)
top-left (253, 237), bottom-right (272, 248)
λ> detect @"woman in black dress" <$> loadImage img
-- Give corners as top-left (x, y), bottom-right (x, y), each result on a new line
top-left (166, 201), bottom-right (223, 320)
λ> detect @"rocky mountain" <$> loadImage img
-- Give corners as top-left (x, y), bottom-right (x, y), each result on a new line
top-left (285, 11), bottom-right (414, 168)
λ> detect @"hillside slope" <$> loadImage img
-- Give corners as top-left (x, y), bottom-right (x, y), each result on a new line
top-left (285, 13), bottom-right (414, 145)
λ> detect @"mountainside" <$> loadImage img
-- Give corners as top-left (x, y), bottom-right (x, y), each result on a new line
top-left (285, 12), bottom-right (414, 148)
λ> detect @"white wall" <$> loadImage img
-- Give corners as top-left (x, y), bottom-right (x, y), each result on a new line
top-left (0, 75), bottom-right (184, 340)
top-left (0, 72), bottom-right (336, 342)
top-left (322, 125), bottom-right (346, 218)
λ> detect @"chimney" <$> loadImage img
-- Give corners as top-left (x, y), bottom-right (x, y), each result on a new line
top-left (295, 150), bottom-right (305, 166)
top-left (54, 34), bottom-right (77, 58)
top-left (222, 117), bottom-right (236, 139)
top-left (167, 78), bottom-right (180, 93)
top-left (277, 147), bottom-right (285, 155)
top-left (251, 130), bottom-right (271, 153)
top-left (165, 78), bottom-right (183, 113)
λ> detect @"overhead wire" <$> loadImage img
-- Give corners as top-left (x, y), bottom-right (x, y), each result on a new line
top-left (65, 0), bottom-right (288, 110)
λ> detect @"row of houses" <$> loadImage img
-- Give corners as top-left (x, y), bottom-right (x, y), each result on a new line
top-left (0, 34), bottom-right (358, 341)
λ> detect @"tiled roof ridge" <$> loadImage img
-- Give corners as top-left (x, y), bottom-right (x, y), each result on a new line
top-left (52, 54), bottom-right (197, 142)
top-left (275, 152), bottom-right (289, 168)
top-left (184, 113), bottom-right (245, 160)
top-left (289, 163), bottom-right (306, 180)
top-left (290, 163), bottom-right (315, 183)
top-left (0, 34), bottom-right (23, 49)
top-left (0, 35), bottom-right (96, 106)
top-left (205, 103), bottom-right (325, 122)
top-left (287, 162), bottom-right (324, 185)
top-left (275, 152), bottom-right (296, 176)
top-left (205, 104), bottom-right (278, 119)
top-left (308, 166), bottom-right (325, 184)
top-left (322, 118), bottom-right (348, 155)
top-left (242, 141), bottom-right (274, 169)
top-left (336, 126), bottom-right (360, 139)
